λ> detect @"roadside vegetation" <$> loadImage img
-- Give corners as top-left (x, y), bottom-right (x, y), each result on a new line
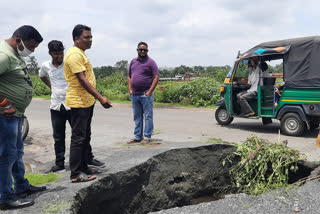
top-left (27, 57), bottom-right (283, 107)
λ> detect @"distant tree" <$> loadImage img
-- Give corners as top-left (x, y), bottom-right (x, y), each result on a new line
top-left (114, 60), bottom-right (128, 76)
top-left (159, 69), bottom-right (172, 77)
top-left (225, 65), bottom-right (231, 71)
top-left (273, 63), bottom-right (283, 73)
top-left (94, 66), bottom-right (115, 80)
top-left (26, 56), bottom-right (40, 75)
top-left (193, 66), bottom-right (205, 75)
top-left (173, 65), bottom-right (193, 77)
top-left (205, 66), bottom-right (218, 76)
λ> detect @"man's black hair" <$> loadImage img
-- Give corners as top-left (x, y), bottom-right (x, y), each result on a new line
top-left (72, 24), bottom-right (91, 41)
top-left (137, 41), bottom-right (148, 48)
top-left (48, 40), bottom-right (64, 53)
top-left (12, 25), bottom-right (43, 43)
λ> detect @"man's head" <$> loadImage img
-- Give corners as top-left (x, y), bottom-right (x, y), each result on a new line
top-left (12, 25), bottom-right (43, 57)
top-left (48, 40), bottom-right (64, 65)
top-left (249, 57), bottom-right (258, 67)
top-left (137, 41), bottom-right (148, 58)
top-left (72, 24), bottom-right (92, 51)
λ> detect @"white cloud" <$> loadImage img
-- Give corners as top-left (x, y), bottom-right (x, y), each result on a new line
top-left (0, 0), bottom-right (319, 67)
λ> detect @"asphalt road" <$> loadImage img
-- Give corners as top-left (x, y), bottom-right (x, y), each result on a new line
top-left (23, 99), bottom-right (320, 171)
top-left (3, 98), bottom-right (318, 214)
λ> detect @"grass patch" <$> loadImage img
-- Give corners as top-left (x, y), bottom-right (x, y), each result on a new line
top-left (41, 201), bottom-right (72, 214)
top-left (153, 128), bottom-right (163, 135)
top-left (34, 95), bottom-right (50, 99)
top-left (154, 102), bottom-right (216, 109)
top-left (206, 137), bottom-right (235, 145)
top-left (25, 173), bottom-right (60, 186)
top-left (109, 99), bottom-right (132, 104)
top-left (242, 204), bottom-right (250, 209)
top-left (206, 137), bottom-right (225, 144)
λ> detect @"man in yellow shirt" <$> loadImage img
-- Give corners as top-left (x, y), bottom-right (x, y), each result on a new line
top-left (64, 24), bottom-right (112, 182)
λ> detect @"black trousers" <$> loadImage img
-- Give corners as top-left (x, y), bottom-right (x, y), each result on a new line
top-left (69, 105), bottom-right (94, 179)
top-left (51, 105), bottom-right (94, 168)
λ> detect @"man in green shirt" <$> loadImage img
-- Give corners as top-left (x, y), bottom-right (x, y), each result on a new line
top-left (0, 25), bottom-right (46, 210)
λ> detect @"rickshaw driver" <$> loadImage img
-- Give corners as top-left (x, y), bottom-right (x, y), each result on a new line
top-left (237, 57), bottom-right (261, 117)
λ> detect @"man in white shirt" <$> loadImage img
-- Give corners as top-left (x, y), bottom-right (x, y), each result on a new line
top-left (39, 40), bottom-right (104, 173)
top-left (236, 57), bottom-right (261, 117)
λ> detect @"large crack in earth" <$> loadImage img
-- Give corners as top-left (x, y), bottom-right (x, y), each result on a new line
top-left (71, 144), bottom-right (317, 214)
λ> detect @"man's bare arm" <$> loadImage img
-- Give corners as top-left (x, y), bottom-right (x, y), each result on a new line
top-left (145, 75), bottom-right (159, 97)
top-left (40, 76), bottom-right (51, 89)
top-left (76, 71), bottom-right (112, 108)
top-left (127, 76), bottom-right (133, 95)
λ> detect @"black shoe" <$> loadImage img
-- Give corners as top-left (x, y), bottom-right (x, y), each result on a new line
top-left (46, 165), bottom-right (65, 173)
top-left (16, 185), bottom-right (46, 198)
top-left (0, 198), bottom-right (34, 210)
top-left (88, 159), bottom-right (105, 167)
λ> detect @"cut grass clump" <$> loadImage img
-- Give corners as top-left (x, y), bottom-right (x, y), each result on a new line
top-left (42, 201), bottom-right (72, 214)
top-left (224, 136), bottom-right (303, 195)
top-left (25, 173), bottom-right (60, 186)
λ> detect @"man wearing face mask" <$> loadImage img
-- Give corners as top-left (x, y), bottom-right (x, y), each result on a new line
top-left (0, 25), bottom-right (46, 210)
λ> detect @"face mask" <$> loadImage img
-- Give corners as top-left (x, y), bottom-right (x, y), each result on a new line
top-left (17, 40), bottom-right (33, 57)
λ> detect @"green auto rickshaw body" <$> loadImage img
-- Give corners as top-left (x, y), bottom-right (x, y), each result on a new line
top-left (216, 36), bottom-right (320, 136)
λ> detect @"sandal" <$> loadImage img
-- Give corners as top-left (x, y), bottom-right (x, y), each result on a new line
top-left (127, 139), bottom-right (141, 144)
top-left (71, 173), bottom-right (96, 183)
top-left (244, 112), bottom-right (255, 117)
top-left (141, 139), bottom-right (151, 144)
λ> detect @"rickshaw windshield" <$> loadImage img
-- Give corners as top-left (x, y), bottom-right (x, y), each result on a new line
top-left (233, 60), bottom-right (249, 78)
top-left (227, 64), bottom-right (237, 77)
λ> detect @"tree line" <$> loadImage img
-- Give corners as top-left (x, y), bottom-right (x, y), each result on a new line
top-left (26, 56), bottom-right (283, 83)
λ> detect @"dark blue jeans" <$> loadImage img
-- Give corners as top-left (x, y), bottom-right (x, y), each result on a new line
top-left (51, 105), bottom-right (94, 167)
top-left (0, 114), bottom-right (29, 203)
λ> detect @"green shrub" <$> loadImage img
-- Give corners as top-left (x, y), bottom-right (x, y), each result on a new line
top-left (96, 72), bottom-right (130, 101)
top-left (30, 75), bottom-right (51, 96)
top-left (155, 78), bottom-right (221, 107)
top-left (31, 72), bottom-right (222, 107)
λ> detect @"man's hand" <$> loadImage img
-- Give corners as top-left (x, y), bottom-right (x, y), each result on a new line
top-left (129, 89), bottom-right (133, 96)
top-left (2, 104), bottom-right (16, 117)
top-left (145, 91), bottom-right (152, 97)
top-left (99, 97), bottom-right (112, 109)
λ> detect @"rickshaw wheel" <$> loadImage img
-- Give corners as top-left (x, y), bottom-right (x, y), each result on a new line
top-left (215, 106), bottom-right (234, 125)
top-left (280, 112), bottom-right (306, 136)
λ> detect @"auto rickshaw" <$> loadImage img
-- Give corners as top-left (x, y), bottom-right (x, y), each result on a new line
top-left (215, 36), bottom-right (320, 136)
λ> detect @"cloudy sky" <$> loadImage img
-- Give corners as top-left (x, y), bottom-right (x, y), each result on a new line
top-left (1, 0), bottom-right (320, 68)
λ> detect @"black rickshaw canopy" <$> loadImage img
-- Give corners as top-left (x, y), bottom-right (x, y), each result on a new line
top-left (240, 36), bottom-right (320, 88)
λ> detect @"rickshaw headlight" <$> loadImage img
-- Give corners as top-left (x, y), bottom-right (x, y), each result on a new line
top-left (220, 86), bottom-right (226, 96)
top-left (224, 78), bottom-right (230, 84)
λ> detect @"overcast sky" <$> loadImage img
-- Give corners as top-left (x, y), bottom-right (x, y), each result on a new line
top-left (1, 0), bottom-right (320, 68)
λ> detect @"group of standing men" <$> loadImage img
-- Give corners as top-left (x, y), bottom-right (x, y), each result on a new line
top-left (0, 24), bottom-right (159, 210)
